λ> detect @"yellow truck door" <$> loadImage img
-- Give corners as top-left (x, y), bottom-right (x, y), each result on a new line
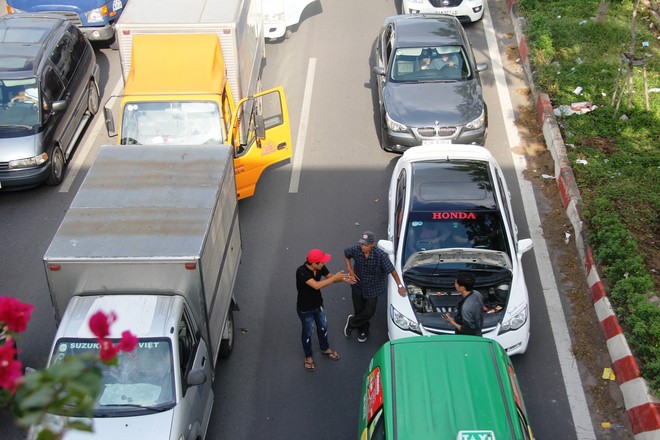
top-left (231, 87), bottom-right (292, 200)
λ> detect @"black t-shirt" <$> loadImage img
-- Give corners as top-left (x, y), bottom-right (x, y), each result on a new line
top-left (296, 262), bottom-right (329, 311)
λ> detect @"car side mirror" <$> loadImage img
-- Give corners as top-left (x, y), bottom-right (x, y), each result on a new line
top-left (52, 100), bottom-right (67, 112)
top-left (372, 66), bottom-right (385, 76)
top-left (254, 114), bottom-right (266, 139)
top-left (104, 107), bottom-right (117, 137)
top-left (476, 63), bottom-right (488, 72)
top-left (378, 239), bottom-right (394, 255)
top-left (187, 368), bottom-right (207, 386)
top-left (517, 238), bottom-right (533, 255)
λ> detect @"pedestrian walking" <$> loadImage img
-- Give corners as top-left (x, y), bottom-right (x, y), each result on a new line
top-left (343, 231), bottom-right (406, 343)
top-left (444, 272), bottom-right (484, 336)
top-left (296, 248), bottom-right (349, 372)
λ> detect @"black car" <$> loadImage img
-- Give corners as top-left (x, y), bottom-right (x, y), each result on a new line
top-left (0, 13), bottom-right (100, 190)
top-left (373, 14), bottom-right (488, 152)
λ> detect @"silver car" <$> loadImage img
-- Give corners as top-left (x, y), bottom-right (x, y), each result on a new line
top-left (0, 13), bottom-right (100, 190)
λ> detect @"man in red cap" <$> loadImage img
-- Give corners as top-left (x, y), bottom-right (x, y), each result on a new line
top-left (296, 248), bottom-right (350, 372)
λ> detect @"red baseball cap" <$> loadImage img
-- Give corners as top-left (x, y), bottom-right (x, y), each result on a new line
top-left (307, 249), bottom-right (331, 264)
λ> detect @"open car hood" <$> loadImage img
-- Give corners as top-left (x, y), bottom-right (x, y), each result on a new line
top-left (403, 248), bottom-right (512, 272)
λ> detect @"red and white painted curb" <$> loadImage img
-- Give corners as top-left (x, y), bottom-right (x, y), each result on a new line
top-left (505, 0), bottom-right (660, 438)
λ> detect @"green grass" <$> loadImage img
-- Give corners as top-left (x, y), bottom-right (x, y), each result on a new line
top-left (518, 0), bottom-right (660, 393)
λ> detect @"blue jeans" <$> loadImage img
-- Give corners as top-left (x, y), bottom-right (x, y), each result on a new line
top-left (297, 306), bottom-right (330, 358)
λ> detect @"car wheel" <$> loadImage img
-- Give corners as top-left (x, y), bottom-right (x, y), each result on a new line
top-left (218, 309), bottom-right (234, 359)
top-left (87, 80), bottom-right (100, 116)
top-left (45, 146), bottom-right (65, 186)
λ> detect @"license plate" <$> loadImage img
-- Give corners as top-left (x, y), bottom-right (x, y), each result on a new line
top-left (438, 9), bottom-right (456, 15)
top-left (422, 139), bottom-right (452, 145)
top-left (112, 0), bottom-right (123, 11)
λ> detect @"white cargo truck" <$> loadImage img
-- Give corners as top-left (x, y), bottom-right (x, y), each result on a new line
top-left (115, 0), bottom-right (264, 101)
top-left (35, 144), bottom-right (241, 440)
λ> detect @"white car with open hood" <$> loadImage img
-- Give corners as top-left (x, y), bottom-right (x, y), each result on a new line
top-left (380, 144), bottom-right (533, 355)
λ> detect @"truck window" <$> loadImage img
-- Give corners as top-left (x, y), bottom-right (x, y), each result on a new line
top-left (177, 309), bottom-right (198, 374)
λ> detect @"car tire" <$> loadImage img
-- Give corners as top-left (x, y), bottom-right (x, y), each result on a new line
top-left (45, 146), bottom-right (65, 186)
top-left (218, 309), bottom-right (234, 359)
top-left (87, 80), bottom-right (100, 116)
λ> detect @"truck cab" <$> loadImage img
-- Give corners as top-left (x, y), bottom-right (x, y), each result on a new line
top-left (6, 0), bottom-right (126, 43)
top-left (105, 34), bottom-right (292, 200)
top-left (31, 295), bottom-right (214, 440)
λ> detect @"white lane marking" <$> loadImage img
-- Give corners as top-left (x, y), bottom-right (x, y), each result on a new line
top-left (59, 78), bottom-right (124, 193)
top-left (483, 3), bottom-right (596, 439)
top-left (288, 57), bottom-right (316, 193)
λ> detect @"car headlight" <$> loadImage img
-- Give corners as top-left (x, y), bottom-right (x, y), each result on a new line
top-left (9, 153), bottom-right (48, 170)
top-left (390, 304), bottom-right (422, 334)
top-left (465, 109), bottom-right (486, 130)
top-left (500, 303), bottom-right (528, 332)
top-left (85, 5), bottom-right (108, 23)
top-left (385, 113), bottom-right (407, 132)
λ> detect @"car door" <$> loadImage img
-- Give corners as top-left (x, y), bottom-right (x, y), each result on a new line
top-left (376, 24), bottom-right (393, 107)
top-left (47, 28), bottom-right (78, 151)
top-left (51, 24), bottom-right (88, 154)
top-left (40, 65), bottom-right (66, 148)
top-left (177, 306), bottom-right (213, 435)
top-left (230, 87), bottom-right (292, 199)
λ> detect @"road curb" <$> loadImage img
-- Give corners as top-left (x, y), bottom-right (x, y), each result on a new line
top-left (504, 1), bottom-right (660, 438)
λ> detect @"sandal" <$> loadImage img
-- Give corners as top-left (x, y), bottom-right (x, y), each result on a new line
top-left (304, 359), bottom-right (315, 372)
top-left (320, 349), bottom-right (340, 361)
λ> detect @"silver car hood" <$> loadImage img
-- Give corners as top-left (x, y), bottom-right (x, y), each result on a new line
top-left (0, 132), bottom-right (39, 162)
top-left (34, 408), bottom-right (175, 440)
top-left (403, 248), bottom-right (513, 272)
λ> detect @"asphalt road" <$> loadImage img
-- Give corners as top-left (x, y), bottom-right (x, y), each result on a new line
top-left (0, 1), bottom-right (601, 439)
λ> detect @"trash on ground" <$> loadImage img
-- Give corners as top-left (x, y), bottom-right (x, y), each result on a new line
top-left (601, 422), bottom-right (625, 430)
top-left (541, 173), bottom-right (555, 179)
top-left (575, 159), bottom-right (588, 165)
top-left (564, 232), bottom-right (571, 244)
top-left (573, 86), bottom-right (583, 94)
top-left (554, 102), bottom-right (596, 116)
top-left (602, 367), bottom-right (616, 381)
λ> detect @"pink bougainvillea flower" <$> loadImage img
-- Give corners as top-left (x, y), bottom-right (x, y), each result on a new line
top-left (98, 338), bottom-right (119, 362)
top-left (0, 296), bottom-right (35, 333)
top-left (0, 339), bottom-right (23, 392)
top-left (116, 331), bottom-right (138, 353)
top-left (88, 311), bottom-right (117, 339)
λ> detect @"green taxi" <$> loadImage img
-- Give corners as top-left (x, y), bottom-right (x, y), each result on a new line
top-left (358, 335), bottom-right (534, 440)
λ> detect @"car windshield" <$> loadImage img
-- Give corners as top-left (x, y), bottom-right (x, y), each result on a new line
top-left (50, 337), bottom-right (175, 415)
top-left (403, 212), bottom-right (509, 264)
top-left (120, 101), bottom-right (224, 145)
top-left (390, 46), bottom-right (470, 82)
top-left (0, 77), bottom-right (40, 128)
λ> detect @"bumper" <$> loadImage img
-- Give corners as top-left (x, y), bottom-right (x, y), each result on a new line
top-left (264, 22), bottom-right (287, 40)
top-left (382, 126), bottom-right (487, 152)
top-left (0, 163), bottom-right (51, 190)
top-left (403, 6), bottom-right (484, 23)
top-left (388, 316), bottom-right (530, 356)
top-left (81, 24), bottom-right (115, 42)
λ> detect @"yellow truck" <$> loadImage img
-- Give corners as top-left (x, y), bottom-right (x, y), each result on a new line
top-left (104, 33), bottom-right (292, 199)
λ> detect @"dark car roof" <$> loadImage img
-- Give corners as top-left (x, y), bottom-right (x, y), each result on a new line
top-left (0, 14), bottom-right (67, 76)
top-left (410, 160), bottom-right (498, 211)
top-left (391, 15), bottom-right (465, 48)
